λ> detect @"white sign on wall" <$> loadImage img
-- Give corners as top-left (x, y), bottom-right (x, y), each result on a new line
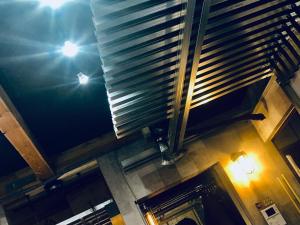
top-left (260, 204), bottom-right (287, 225)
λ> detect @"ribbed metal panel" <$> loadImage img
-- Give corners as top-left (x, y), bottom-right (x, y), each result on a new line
top-left (91, 0), bottom-right (188, 138)
top-left (91, 0), bottom-right (300, 138)
top-left (191, 0), bottom-right (281, 108)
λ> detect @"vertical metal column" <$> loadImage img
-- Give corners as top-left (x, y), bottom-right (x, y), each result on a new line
top-left (168, 0), bottom-right (212, 154)
top-left (168, 0), bottom-right (197, 154)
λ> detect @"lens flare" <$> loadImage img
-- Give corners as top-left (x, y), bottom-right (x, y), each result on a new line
top-left (61, 41), bottom-right (79, 57)
top-left (39, 0), bottom-right (69, 9)
top-left (77, 73), bottom-right (89, 85)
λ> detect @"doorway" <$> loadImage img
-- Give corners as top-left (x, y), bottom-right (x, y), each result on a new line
top-left (136, 164), bottom-right (249, 225)
top-left (272, 110), bottom-right (300, 182)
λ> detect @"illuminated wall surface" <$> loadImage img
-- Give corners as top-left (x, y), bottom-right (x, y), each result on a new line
top-left (291, 70), bottom-right (300, 99)
top-left (189, 122), bottom-right (300, 224)
top-left (99, 122), bottom-right (300, 225)
top-left (227, 152), bottom-right (263, 187)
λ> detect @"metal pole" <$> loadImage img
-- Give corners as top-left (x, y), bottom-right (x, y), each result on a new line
top-left (168, 0), bottom-right (212, 153)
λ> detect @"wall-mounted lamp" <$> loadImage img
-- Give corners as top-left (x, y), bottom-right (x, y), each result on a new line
top-left (231, 151), bottom-right (256, 175)
top-left (145, 212), bottom-right (158, 225)
top-left (227, 151), bottom-right (262, 187)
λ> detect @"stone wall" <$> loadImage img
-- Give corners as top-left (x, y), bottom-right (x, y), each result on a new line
top-left (98, 122), bottom-right (300, 225)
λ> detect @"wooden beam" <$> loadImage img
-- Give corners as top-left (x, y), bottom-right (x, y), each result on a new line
top-left (0, 86), bottom-right (54, 180)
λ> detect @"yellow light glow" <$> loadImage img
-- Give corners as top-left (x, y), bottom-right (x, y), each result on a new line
top-left (145, 212), bottom-right (158, 225)
top-left (226, 152), bottom-right (263, 187)
top-left (236, 154), bottom-right (256, 175)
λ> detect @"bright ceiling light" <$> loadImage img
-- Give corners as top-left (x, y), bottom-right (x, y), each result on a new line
top-left (61, 41), bottom-right (79, 57)
top-left (77, 73), bottom-right (89, 85)
top-left (39, 0), bottom-right (68, 9)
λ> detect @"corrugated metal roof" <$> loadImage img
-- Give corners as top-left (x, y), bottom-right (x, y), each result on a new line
top-left (91, 0), bottom-right (300, 138)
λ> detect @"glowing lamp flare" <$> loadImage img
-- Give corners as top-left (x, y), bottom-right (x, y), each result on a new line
top-left (61, 41), bottom-right (79, 57)
top-left (39, 0), bottom-right (69, 9)
top-left (231, 151), bottom-right (256, 175)
top-left (77, 73), bottom-right (89, 85)
top-left (227, 151), bottom-right (263, 187)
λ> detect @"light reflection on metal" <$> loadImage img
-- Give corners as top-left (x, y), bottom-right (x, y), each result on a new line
top-left (56, 199), bottom-right (113, 225)
top-left (145, 212), bottom-right (158, 225)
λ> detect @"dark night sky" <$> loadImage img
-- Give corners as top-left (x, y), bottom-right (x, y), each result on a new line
top-left (0, 134), bottom-right (28, 177)
top-left (0, 0), bottom-right (113, 172)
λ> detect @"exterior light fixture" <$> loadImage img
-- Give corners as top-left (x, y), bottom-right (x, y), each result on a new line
top-left (231, 151), bottom-right (256, 175)
top-left (145, 212), bottom-right (158, 225)
top-left (61, 41), bottom-right (79, 57)
top-left (39, 0), bottom-right (69, 9)
top-left (77, 73), bottom-right (89, 85)
top-left (227, 151), bottom-right (262, 187)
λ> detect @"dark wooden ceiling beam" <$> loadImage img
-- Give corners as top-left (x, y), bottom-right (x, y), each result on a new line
top-left (0, 86), bottom-right (54, 180)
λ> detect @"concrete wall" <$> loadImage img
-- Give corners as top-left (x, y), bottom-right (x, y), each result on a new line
top-left (290, 69), bottom-right (300, 113)
top-left (98, 149), bottom-right (145, 225)
top-left (98, 122), bottom-right (300, 225)
top-left (252, 77), bottom-right (294, 142)
top-left (291, 70), bottom-right (300, 99)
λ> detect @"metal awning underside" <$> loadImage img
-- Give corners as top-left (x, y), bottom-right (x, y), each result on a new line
top-left (91, 0), bottom-right (300, 139)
